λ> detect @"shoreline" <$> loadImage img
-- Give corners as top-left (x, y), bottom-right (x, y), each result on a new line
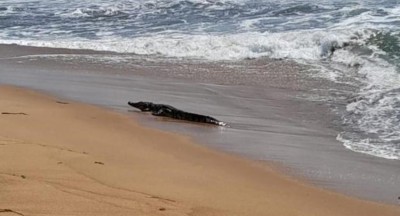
top-left (1, 44), bottom-right (399, 205)
top-left (1, 84), bottom-right (399, 215)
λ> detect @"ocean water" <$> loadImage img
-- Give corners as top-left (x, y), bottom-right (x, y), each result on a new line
top-left (0, 0), bottom-right (399, 160)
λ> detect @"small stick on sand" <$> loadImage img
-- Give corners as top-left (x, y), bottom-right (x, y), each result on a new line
top-left (0, 209), bottom-right (24, 216)
top-left (56, 101), bottom-right (69, 104)
top-left (1, 112), bottom-right (27, 115)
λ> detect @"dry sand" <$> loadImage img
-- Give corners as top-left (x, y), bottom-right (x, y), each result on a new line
top-left (0, 85), bottom-right (399, 216)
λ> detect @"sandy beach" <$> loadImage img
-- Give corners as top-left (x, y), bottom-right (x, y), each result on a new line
top-left (0, 85), bottom-right (399, 216)
top-left (1, 0), bottom-right (400, 214)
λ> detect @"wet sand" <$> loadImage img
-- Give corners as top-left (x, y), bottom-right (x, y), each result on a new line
top-left (0, 44), bottom-right (400, 206)
top-left (2, 84), bottom-right (400, 215)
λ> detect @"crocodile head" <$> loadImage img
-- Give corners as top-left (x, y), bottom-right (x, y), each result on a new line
top-left (128, 101), bottom-right (154, 112)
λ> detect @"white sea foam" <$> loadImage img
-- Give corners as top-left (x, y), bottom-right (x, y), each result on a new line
top-left (0, 28), bottom-right (360, 61)
top-left (67, 8), bottom-right (91, 17)
top-left (337, 134), bottom-right (400, 160)
top-left (334, 47), bottom-right (400, 160)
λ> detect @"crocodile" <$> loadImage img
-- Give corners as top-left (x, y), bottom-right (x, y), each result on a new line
top-left (128, 101), bottom-right (226, 126)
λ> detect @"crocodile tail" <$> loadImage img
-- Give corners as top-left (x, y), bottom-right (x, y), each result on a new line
top-left (187, 113), bottom-right (224, 126)
top-left (183, 112), bottom-right (212, 124)
top-left (205, 117), bottom-right (226, 126)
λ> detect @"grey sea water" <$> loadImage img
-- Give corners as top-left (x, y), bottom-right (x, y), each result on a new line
top-left (0, 1), bottom-right (399, 160)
